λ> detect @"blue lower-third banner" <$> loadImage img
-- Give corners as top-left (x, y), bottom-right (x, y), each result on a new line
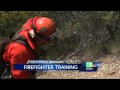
top-left (12, 62), bottom-right (101, 72)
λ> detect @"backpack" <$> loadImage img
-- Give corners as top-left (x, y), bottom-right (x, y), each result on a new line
top-left (0, 29), bottom-right (38, 79)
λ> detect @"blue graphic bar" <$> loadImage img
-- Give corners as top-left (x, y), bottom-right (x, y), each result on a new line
top-left (13, 64), bottom-right (81, 70)
top-left (13, 62), bottom-right (101, 72)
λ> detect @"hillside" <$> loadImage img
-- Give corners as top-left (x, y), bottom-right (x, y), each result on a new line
top-left (0, 11), bottom-right (120, 79)
top-left (36, 54), bottom-right (120, 79)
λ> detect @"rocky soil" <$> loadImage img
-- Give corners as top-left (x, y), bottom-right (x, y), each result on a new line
top-left (36, 54), bottom-right (120, 79)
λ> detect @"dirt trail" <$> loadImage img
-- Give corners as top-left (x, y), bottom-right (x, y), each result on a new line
top-left (36, 54), bottom-right (120, 79)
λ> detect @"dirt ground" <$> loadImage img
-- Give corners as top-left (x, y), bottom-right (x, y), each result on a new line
top-left (36, 54), bottom-right (120, 79)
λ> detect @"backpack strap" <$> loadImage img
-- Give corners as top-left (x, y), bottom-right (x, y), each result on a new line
top-left (13, 35), bottom-right (39, 59)
top-left (1, 28), bottom-right (39, 63)
top-left (0, 28), bottom-right (40, 79)
top-left (13, 36), bottom-right (28, 46)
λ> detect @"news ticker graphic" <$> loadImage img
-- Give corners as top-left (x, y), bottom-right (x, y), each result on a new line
top-left (13, 60), bottom-right (101, 72)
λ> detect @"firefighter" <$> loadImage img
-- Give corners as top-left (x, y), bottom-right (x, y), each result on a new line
top-left (2, 16), bottom-right (57, 79)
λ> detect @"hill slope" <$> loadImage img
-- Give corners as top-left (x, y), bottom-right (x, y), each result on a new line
top-left (36, 54), bottom-right (120, 79)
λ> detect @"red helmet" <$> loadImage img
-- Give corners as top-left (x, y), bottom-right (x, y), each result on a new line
top-left (35, 17), bottom-right (56, 36)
